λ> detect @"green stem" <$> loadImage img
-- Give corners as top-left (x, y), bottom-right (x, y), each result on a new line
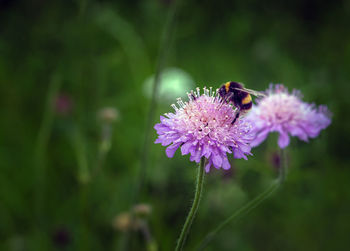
top-left (71, 126), bottom-right (91, 250)
top-left (92, 124), bottom-right (112, 178)
top-left (176, 157), bottom-right (206, 251)
top-left (73, 128), bottom-right (90, 184)
top-left (35, 74), bottom-right (61, 225)
top-left (78, 182), bottom-right (89, 251)
top-left (196, 149), bottom-right (288, 250)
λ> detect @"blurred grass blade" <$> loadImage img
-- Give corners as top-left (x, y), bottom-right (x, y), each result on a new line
top-left (35, 74), bottom-right (61, 225)
top-left (95, 7), bottom-right (151, 85)
top-left (72, 126), bottom-right (90, 184)
top-left (196, 149), bottom-right (289, 250)
top-left (196, 181), bottom-right (279, 250)
top-left (136, 0), bottom-right (180, 203)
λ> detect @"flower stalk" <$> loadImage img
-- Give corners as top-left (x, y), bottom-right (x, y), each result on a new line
top-left (35, 74), bottom-right (61, 225)
top-left (93, 107), bottom-right (118, 177)
top-left (176, 157), bottom-right (206, 251)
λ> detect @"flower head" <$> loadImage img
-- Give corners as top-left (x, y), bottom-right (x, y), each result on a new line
top-left (98, 107), bottom-right (119, 124)
top-left (112, 212), bottom-right (133, 232)
top-left (154, 87), bottom-right (254, 172)
top-left (55, 93), bottom-right (73, 116)
top-left (133, 203), bottom-right (152, 217)
top-left (246, 84), bottom-right (331, 148)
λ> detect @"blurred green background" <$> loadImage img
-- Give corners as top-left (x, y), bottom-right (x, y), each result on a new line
top-left (1, 0), bottom-right (349, 250)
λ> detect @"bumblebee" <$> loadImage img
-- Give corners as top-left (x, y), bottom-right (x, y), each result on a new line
top-left (218, 81), bottom-right (264, 124)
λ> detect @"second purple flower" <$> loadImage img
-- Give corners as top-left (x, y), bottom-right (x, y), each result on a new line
top-left (246, 84), bottom-right (332, 148)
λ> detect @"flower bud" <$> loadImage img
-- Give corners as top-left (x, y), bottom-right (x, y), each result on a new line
top-left (98, 107), bottom-right (119, 124)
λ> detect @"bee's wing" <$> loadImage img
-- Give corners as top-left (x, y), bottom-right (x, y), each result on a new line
top-left (232, 87), bottom-right (266, 97)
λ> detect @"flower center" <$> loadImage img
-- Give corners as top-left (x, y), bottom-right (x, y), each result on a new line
top-left (259, 93), bottom-right (303, 124)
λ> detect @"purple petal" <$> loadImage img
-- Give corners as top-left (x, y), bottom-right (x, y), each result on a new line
top-left (250, 128), bottom-right (270, 147)
top-left (165, 143), bottom-right (181, 158)
top-left (237, 142), bottom-right (251, 153)
top-left (181, 141), bottom-right (193, 155)
top-left (205, 159), bottom-right (212, 172)
top-left (193, 146), bottom-right (202, 163)
top-left (154, 123), bottom-right (167, 131)
top-left (212, 153), bottom-right (223, 169)
top-left (278, 131), bottom-right (290, 148)
top-left (189, 142), bottom-right (198, 156)
top-left (160, 115), bottom-right (174, 127)
top-left (202, 143), bottom-right (211, 158)
top-left (154, 138), bottom-right (162, 144)
top-left (222, 156), bottom-right (231, 170)
top-left (156, 135), bottom-right (174, 146)
top-left (233, 148), bottom-right (247, 160)
top-left (289, 125), bottom-right (308, 141)
top-left (219, 145), bottom-right (231, 153)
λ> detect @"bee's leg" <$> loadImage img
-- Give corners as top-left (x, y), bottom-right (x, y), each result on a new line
top-left (231, 110), bottom-right (240, 124)
top-left (219, 96), bottom-right (228, 107)
top-left (220, 93), bottom-right (233, 105)
top-left (220, 96), bottom-right (228, 104)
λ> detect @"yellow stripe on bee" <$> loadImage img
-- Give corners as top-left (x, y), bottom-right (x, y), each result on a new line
top-left (242, 94), bottom-right (252, 104)
top-left (225, 82), bottom-right (231, 92)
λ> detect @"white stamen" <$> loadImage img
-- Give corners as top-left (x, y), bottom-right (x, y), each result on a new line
top-left (171, 104), bottom-right (178, 112)
top-left (203, 87), bottom-right (209, 96)
top-left (177, 98), bottom-right (186, 108)
top-left (187, 92), bottom-right (193, 101)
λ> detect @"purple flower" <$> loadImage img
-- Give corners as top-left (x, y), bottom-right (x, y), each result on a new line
top-left (154, 87), bottom-right (254, 172)
top-left (246, 84), bottom-right (332, 148)
top-left (55, 93), bottom-right (73, 116)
